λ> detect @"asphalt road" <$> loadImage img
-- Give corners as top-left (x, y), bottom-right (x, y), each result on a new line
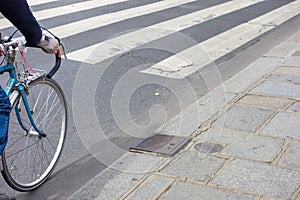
top-left (0, 0), bottom-right (299, 199)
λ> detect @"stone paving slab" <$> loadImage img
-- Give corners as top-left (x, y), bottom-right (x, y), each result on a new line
top-left (296, 191), bottom-right (300, 200)
top-left (159, 90), bottom-right (235, 136)
top-left (68, 153), bottom-right (168, 200)
top-left (68, 168), bottom-right (144, 200)
top-left (250, 80), bottom-right (300, 98)
top-left (260, 112), bottom-right (300, 140)
top-left (237, 94), bottom-right (291, 109)
top-left (264, 41), bottom-right (300, 58)
top-left (268, 74), bottom-right (300, 84)
top-left (272, 66), bottom-right (300, 75)
top-left (283, 56), bottom-right (300, 67)
top-left (212, 159), bottom-right (300, 199)
top-left (125, 175), bottom-right (174, 200)
top-left (213, 104), bottom-right (272, 133)
top-left (292, 50), bottom-right (300, 56)
top-left (109, 152), bottom-right (168, 174)
top-left (160, 151), bottom-right (225, 182)
top-left (159, 182), bottom-right (256, 200)
top-left (279, 142), bottom-right (300, 170)
top-left (288, 101), bottom-right (300, 112)
top-left (223, 57), bottom-right (282, 94)
top-left (198, 127), bottom-right (283, 162)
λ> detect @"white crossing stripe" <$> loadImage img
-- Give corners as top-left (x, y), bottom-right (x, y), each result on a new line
top-left (0, 0), bottom-right (129, 29)
top-left (141, 0), bottom-right (300, 79)
top-left (28, 0), bottom-right (58, 6)
top-left (67, 0), bottom-right (265, 63)
top-left (49, 0), bottom-right (199, 38)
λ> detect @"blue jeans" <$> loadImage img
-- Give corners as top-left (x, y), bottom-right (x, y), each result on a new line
top-left (0, 86), bottom-right (11, 154)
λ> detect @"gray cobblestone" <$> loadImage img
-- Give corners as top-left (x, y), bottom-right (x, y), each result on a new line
top-left (260, 112), bottom-right (300, 140)
top-left (68, 168), bottom-right (143, 200)
top-left (268, 74), bottom-right (300, 84)
top-left (292, 50), bottom-right (300, 56)
top-left (251, 80), bottom-right (300, 98)
top-left (126, 175), bottom-right (174, 200)
top-left (279, 142), bottom-right (300, 170)
top-left (198, 127), bottom-right (283, 162)
top-left (272, 66), bottom-right (300, 75)
top-left (288, 101), bottom-right (300, 112)
top-left (212, 159), bottom-right (300, 199)
top-left (110, 152), bottom-right (166, 174)
top-left (237, 94), bottom-right (291, 109)
top-left (283, 56), bottom-right (300, 67)
top-left (159, 90), bottom-right (235, 136)
top-left (161, 151), bottom-right (225, 182)
top-left (223, 57), bottom-right (281, 93)
top-left (160, 182), bottom-right (255, 200)
top-left (214, 105), bottom-right (272, 133)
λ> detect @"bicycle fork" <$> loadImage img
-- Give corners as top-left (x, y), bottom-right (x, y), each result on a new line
top-left (9, 86), bottom-right (47, 138)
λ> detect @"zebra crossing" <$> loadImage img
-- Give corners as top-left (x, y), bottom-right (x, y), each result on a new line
top-left (142, 0), bottom-right (300, 78)
top-left (49, 0), bottom-right (200, 38)
top-left (0, 1), bottom-right (299, 197)
top-left (67, 0), bottom-right (266, 64)
top-left (0, 0), bottom-right (130, 30)
top-left (1, 0), bottom-right (300, 79)
top-left (28, 0), bottom-right (59, 6)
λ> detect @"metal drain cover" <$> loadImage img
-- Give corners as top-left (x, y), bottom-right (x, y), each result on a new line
top-left (130, 134), bottom-right (191, 156)
top-left (194, 142), bottom-right (223, 153)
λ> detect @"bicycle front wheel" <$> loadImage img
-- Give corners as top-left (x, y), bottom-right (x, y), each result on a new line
top-left (2, 77), bottom-right (67, 191)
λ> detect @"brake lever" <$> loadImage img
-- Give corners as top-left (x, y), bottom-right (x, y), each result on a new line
top-left (60, 42), bottom-right (67, 59)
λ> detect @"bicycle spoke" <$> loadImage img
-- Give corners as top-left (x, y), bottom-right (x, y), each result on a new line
top-left (5, 138), bottom-right (39, 159)
top-left (40, 96), bottom-right (61, 130)
top-left (43, 106), bottom-right (63, 131)
top-left (3, 78), bottom-right (67, 191)
top-left (32, 85), bottom-right (44, 113)
top-left (32, 87), bottom-right (55, 123)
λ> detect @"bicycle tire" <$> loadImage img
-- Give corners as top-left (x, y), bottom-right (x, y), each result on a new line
top-left (1, 77), bottom-right (67, 191)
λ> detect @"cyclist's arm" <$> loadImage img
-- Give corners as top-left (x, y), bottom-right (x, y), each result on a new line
top-left (0, 0), bottom-right (42, 47)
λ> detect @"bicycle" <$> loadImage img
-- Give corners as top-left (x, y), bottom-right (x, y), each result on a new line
top-left (0, 30), bottom-right (67, 192)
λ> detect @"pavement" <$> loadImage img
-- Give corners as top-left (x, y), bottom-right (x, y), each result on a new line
top-left (68, 29), bottom-right (300, 200)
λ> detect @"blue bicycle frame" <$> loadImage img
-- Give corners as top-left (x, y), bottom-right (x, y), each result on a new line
top-left (0, 52), bottom-right (47, 137)
top-left (0, 34), bottom-right (61, 138)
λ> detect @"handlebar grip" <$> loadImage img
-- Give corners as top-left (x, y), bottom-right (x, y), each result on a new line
top-left (46, 48), bottom-right (61, 79)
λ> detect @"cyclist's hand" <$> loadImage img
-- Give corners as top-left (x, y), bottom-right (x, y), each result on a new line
top-left (0, 44), bottom-right (4, 56)
top-left (37, 34), bottom-right (59, 54)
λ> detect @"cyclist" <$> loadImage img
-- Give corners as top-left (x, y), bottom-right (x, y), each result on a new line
top-left (0, 90), bottom-right (11, 200)
top-left (0, 0), bottom-right (59, 199)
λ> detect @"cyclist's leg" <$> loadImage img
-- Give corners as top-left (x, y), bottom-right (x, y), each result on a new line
top-left (0, 86), bottom-right (10, 155)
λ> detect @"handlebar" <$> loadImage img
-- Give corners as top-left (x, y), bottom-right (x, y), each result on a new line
top-left (46, 47), bottom-right (61, 79)
top-left (1, 36), bottom-right (62, 79)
